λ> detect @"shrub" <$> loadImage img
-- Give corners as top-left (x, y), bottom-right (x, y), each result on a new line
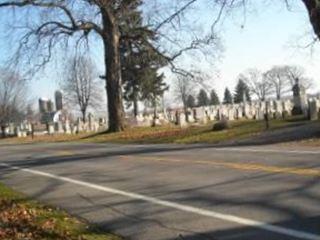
top-left (282, 111), bottom-right (289, 119)
top-left (212, 119), bottom-right (230, 131)
top-left (291, 106), bottom-right (303, 116)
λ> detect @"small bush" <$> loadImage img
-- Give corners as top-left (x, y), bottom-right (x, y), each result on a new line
top-left (212, 119), bottom-right (230, 131)
top-left (282, 111), bottom-right (289, 119)
top-left (291, 106), bottom-right (303, 116)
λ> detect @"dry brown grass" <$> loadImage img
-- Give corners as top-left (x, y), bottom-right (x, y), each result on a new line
top-left (0, 133), bottom-right (89, 145)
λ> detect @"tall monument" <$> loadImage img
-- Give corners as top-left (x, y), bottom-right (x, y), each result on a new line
top-left (55, 90), bottom-right (63, 111)
top-left (292, 78), bottom-right (307, 115)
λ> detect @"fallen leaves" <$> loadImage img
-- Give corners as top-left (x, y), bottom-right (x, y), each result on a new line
top-left (0, 199), bottom-right (83, 240)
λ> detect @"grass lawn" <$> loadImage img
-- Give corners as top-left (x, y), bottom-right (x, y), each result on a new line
top-left (0, 182), bottom-right (121, 240)
top-left (0, 117), bottom-right (314, 145)
top-left (83, 118), bottom-right (309, 144)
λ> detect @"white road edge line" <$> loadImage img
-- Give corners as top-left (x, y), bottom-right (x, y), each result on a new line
top-left (1, 162), bottom-right (319, 240)
top-left (131, 145), bottom-right (320, 155)
top-left (212, 147), bottom-right (320, 155)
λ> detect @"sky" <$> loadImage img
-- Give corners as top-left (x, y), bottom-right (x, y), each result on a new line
top-left (213, 1), bottom-right (320, 99)
top-left (0, 1), bottom-right (319, 110)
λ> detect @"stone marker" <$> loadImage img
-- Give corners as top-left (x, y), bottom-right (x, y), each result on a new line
top-left (64, 120), bottom-right (72, 134)
top-left (48, 124), bottom-right (55, 135)
top-left (292, 78), bottom-right (308, 115)
top-left (177, 113), bottom-right (187, 127)
top-left (309, 100), bottom-right (319, 121)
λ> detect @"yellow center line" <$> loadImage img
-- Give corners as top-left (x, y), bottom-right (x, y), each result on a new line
top-left (54, 151), bottom-right (75, 157)
top-left (119, 155), bottom-right (320, 177)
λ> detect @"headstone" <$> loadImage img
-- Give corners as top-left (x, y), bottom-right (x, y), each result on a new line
top-left (15, 127), bottom-right (21, 138)
top-left (257, 108), bottom-right (265, 120)
top-left (9, 123), bottom-right (15, 136)
top-left (4, 126), bottom-right (9, 137)
top-left (251, 106), bottom-right (257, 119)
top-left (76, 118), bottom-right (83, 133)
top-left (201, 115), bottom-right (208, 124)
top-left (292, 78), bottom-right (308, 115)
top-left (187, 110), bottom-right (195, 123)
top-left (153, 118), bottom-right (161, 127)
top-left (27, 123), bottom-right (32, 132)
top-left (309, 100), bottom-right (319, 121)
top-left (282, 100), bottom-right (292, 116)
top-left (48, 124), bottom-right (55, 135)
top-left (194, 107), bottom-right (206, 122)
top-left (71, 124), bottom-right (76, 134)
top-left (243, 103), bottom-right (251, 118)
top-left (177, 113), bottom-right (187, 127)
top-left (267, 100), bottom-right (275, 113)
top-left (88, 113), bottom-right (94, 131)
top-left (21, 131), bottom-right (27, 138)
top-left (274, 100), bottom-right (283, 114)
top-left (209, 112), bottom-right (216, 121)
top-left (228, 108), bottom-right (235, 121)
top-left (54, 122), bottom-right (63, 134)
top-left (64, 120), bottom-right (72, 134)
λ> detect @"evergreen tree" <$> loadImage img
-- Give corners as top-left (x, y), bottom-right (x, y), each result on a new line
top-left (210, 89), bottom-right (220, 105)
top-left (120, 1), bottom-right (167, 117)
top-left (223, 88), bottom-right (233, 104)
top-left (140, 70), bottom-right (168, 122)
top-left (234, 79), bottom-right (251, 103)
top-left (186, 95), bottom-right (196, 108)
top-left (197, 89), bottom-right (209, 107)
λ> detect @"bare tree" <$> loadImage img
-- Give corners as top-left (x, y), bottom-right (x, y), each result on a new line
top-left (0, 68), bottom-right (28, 135)
top-left (241, 68), bottom-right (273, 101)
top-left (174, 75), bottom-right (195, 118)
top-left (0, 0), bottom-right (229, 132)
top-left (0, 1), bottom-right (129, 132)
top-left (282, 65), bottom-right (314, 89)
top-left (61, 56), bottom-right (102, 123)
top-left (264, 66), bottom-right (291, 100)
top-left (264, 65), bottom-right (314, 100)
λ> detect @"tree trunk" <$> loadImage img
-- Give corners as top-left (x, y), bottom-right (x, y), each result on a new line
top-left (81, 109), bottom-right (86, 123)
top-left (265, 101), bottom-right (270, 130)
top-left (133, 87), bottom-right (138, 117)
top-left (152, 98), bottom-right (157, 127)
top-left (102, 9), bottom-right (125, 132)
top-left (133, 97), bottom-right (138, 117)
top-left (1, 125), bottom-right (5, 138)
top-left (183, 105), bottom-right (188, 122)
top-left (301, 0), bottom-right (320, 39)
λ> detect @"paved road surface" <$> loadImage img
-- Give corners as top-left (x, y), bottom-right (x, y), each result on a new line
top-left (0, 142), bottom-right (320, 240)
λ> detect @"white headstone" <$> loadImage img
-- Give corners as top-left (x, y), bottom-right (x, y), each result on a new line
top-left (48, 124), bottom-right (55, 135)
top-left (64, 120), bottom-right (72, 134)
top-left (176, 113), bottom-right (187, 127)
top-left (309, 100), bottom-right (319, 121)
top-left (228, 108), bottom-right (235, 121)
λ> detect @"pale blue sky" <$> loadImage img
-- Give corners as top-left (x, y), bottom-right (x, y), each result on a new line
top-left (0, 1), bottom-right (319, 106)
top-left (214, 1), bottom-right (320, 98)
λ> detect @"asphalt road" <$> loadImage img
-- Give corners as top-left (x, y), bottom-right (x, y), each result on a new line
top-left (0, 142), bottom-right (320, 240)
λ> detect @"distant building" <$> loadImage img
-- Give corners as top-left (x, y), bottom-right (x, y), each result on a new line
top-left (38, 90), bottom-right (66, 124)
top-left (47, 100), bottom-right (54, 112)
top-left (39, 98), bottom-right (49, 114)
